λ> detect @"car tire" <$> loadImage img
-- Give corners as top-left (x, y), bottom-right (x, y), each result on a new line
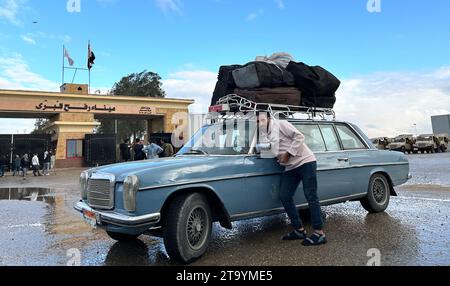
top-left (106, 231), bottom-right (140, 242)
top-left (360, 174), bottom-right (391, 213)
top-left (163, 193), bottom-right (212, 264)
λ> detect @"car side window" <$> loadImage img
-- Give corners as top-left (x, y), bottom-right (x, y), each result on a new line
top-left (319, 124), bottom-right (341, 151)
top-left (335, 124), bottom-right (367, 150)
top-left (293, 124), bottom-right (327, 152)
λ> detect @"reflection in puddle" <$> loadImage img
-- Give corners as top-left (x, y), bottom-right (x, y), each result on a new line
top-left (0, 188), bottom-right (56, 205)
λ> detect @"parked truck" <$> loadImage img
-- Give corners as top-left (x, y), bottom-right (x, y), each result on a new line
top-left (415, 134), bottom-right (440, 153)
top-left (371, 137), bottom-right (390, 150)
top-left (388, 134), bottom-right (416, 154)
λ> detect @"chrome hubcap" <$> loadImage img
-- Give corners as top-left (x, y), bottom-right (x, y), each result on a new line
top-left (372, 178), bottom-right (388, 204)
top-left (186, 207), bottom-right (207, 250)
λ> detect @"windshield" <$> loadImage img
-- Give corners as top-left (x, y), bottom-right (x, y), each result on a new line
top-left (177, 120), bottom-right (257, 156)
top-left (417, 136), bottom-right (432, 141)
top-left (393, 138), bottom-right (406, 143)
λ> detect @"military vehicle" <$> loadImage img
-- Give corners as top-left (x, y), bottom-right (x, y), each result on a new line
top-left (372, 137), bottom-right (390, 150)
top-left (388, 134), bottom-right (416, 154)
top-left (415, 134), bottom-right (440, 153)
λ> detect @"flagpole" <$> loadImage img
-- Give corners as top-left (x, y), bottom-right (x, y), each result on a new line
top-left (88, 40), bottom-right (91, 94)
top-left (62, 45), bottom-right (65, 87)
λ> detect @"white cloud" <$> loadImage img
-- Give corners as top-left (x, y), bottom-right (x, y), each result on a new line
top-left (162, 70), bottom-right (217, 114)
top-left (156, 0), bottom-right (181, 13)
top-left (19, 32), bottom-right (72, 46)
top-left (0, 54), bottom-right (60, 134)
top-left (335, 68), bottom-right (450, 138)
top-left (246, 9), bottom-right (264, 21)
top-left (0, 54), bottom-right (59, 91)
top-left (21, 34), bottom-right (35, 44)
top-left (0, 0), bottom-right (26, 26)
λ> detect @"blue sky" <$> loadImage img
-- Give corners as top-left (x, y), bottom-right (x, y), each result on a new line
top-left (1, 0), bottom-right (450, 137)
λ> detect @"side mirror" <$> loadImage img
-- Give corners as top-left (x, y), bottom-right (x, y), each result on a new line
top-left (255, 143), bottom-right (271, 153)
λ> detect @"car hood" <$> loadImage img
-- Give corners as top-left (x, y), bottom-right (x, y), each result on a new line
top-left (88, 156), bottom-right (246, 189)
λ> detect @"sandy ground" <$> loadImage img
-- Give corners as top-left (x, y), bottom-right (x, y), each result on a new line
top-left (0, 153), bottom-right (449, 266)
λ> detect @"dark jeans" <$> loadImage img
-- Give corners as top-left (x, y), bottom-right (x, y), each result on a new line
top-left (0, 165), bottom-right (4, 177)
top-left (32, 165), bottom-right (41, 176)
top-left (279, 161), bottom-right (324, 231)
top-left (13, 166), bottom-right (20, 176)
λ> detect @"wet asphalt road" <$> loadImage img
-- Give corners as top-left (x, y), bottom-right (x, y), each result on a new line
top-left (0, 153), bottom-right (449, 266)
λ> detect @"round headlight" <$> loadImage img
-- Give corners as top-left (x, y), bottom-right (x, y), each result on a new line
top-left (123, 175), bottom-right (140, 212)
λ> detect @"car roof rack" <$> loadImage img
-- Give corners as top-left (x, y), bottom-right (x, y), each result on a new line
top-left (211, 94), bottom-right (336, 121)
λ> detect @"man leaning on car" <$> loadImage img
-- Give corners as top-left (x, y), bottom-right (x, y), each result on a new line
top-left (258, 112), bottom-right (327, 246)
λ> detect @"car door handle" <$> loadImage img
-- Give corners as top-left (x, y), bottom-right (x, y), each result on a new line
top-left (337, 158), bottom-right (349, 162)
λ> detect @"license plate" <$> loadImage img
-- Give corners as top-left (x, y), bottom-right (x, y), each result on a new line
top-left (83, 209), bottom-right (98, 228)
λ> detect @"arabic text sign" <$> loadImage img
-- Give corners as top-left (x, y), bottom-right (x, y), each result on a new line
top-left (36, 100), bottom-right (116, 113)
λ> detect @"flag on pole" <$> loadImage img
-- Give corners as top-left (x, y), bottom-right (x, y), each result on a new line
top-left (88, 42), bottom-right (96, 70)
top-left (64, 47), bottom-right (74, 66)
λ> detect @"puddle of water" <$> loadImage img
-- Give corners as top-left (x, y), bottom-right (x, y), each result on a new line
top-left (0, 188), bottom-right (56, 205)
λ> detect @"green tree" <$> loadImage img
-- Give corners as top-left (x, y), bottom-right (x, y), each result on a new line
top-left (31, 118), bottom-right (50, 134)
top-left (96, 70), bottom-right (166, 141)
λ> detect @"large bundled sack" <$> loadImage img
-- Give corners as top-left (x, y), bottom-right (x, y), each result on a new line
top-left (234, 87), bottom-right (301, 106)
top-left (211, 65), bottom-right (242, 105)
top-left (286, 61), bottom-right (340, 108)
top-left (232, 61), bottom-right (295, 89)
top-left (255, 52), bottom-right (294, 68)
top-left (301, 95), bottom-right (336, 109)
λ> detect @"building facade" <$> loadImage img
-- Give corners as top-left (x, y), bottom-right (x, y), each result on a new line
top-left (0, 85), bottom-right (193, 168)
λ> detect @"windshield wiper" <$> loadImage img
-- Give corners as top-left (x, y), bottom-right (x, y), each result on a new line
top-left (183, 149), bottom-right (209, 155)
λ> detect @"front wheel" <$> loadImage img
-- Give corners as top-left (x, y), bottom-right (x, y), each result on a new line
top-left (360, 174), bottom-right (391, 213)
top-left (163, 193), bottom-right (212, 264)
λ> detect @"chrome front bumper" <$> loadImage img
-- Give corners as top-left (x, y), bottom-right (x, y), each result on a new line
top-left (74, 201), bottom-right (160, 228)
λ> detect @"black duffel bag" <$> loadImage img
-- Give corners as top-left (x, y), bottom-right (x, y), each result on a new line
top-left (211, 65), bottom-right (242, 105)
top-left (232, 61), bottom-right (295, 89)
top-left (301, 95), bottom-right (337, 109)
top-left (286, 61), bottom-right (341, 107)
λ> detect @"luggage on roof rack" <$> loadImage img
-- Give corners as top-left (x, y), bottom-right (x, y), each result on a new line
top-left (209, 94), bottom-right (336, 121)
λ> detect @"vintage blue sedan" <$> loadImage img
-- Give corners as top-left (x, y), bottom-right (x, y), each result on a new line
top-left (75, 114), bottom-right (410, 263)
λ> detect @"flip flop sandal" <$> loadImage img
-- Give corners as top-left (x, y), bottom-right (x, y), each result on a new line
top-left (302, 233), bottom-right (328, 246)
top-left (282, 229), bottom-right (307, 241)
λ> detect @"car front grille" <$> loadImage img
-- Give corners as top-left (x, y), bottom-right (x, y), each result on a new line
top-left (87, 174), bottom-right (115, 210)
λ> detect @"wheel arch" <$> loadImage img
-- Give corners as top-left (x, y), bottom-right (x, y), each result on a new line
top-left (368, 169), bottom-right (397, 197)
top-left (160, 185), bottom-right (233, 230)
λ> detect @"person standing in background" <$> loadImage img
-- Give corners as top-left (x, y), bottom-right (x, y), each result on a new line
top-left (50, 150), bottom-right (56, 172)
top-left (133, 138), bottom-right (146, 161)
top-left (0, 155), bottom-right (6, 178)
top-left (21, 154), bottom-right (30, 179)
top-left (32, 153), bottom-right (42, 177)
top-left (160, 139), bottom-right (175, 158)
top-left (13, 154), bottom-right (21, 176)
top-left (120, 139), bottom-right (131, 162)
top-left (43, 150), bottom-right (51, 176)
top-left (143, 139), bottom-right (164, 160)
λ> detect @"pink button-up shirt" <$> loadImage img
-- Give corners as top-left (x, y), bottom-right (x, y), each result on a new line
top-left (265, 119), bottom-right (316, 171)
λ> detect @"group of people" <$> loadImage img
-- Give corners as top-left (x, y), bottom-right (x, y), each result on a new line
top-left (119, 138), bottom-right (175, 162)
top-left (0, 150), bottom-right (55, 179)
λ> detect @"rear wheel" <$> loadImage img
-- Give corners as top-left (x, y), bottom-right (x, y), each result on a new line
top-left (106, 231), bottom-right (140, 242)
top-left (163, 193), bottom-right (212, 264)
top-left (360, 174), bottom-right (391, 213)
